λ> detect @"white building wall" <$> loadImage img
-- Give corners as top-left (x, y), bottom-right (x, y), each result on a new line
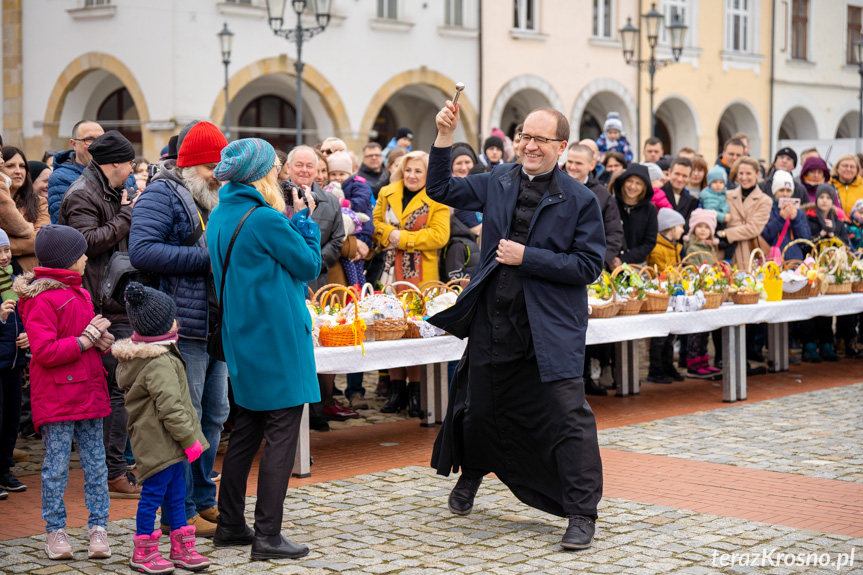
top-left (21, 0), bottom-right (479, 155)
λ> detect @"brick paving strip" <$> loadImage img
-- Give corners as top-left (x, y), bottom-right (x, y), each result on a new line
top-left (1, 364), bottom-right (862, 573)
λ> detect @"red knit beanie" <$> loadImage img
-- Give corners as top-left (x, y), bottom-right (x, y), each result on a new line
top-left (177, 121), bottom-right (228, 167)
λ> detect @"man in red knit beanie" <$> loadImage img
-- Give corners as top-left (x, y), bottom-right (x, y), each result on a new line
top-left (128, 120), bottom-right (229, 536)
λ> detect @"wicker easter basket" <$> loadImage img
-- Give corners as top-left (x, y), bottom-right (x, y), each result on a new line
top-left (635, 265), bottom-right (670, 314)
top-left (702, 292), bottom-right (724, 310)
top-left (445, 278), bottom-right (470, 293)
top-left (610, 266), bottom-right (644, 316)
top-left (819, 248), bottom-right (853, 295)
top-left (779, 260), bottom-right (810, 300)
top-left (372, 318), bottom-right (407, 341)
top-left (588, 272), bottom-right (620, 319)
top-left (318, 286), bottom-right (366, 347)
top-left (729, 270), bottom-right (761, 304)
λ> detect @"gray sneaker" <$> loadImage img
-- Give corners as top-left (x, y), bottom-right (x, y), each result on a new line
top-left (45, 528), bottom-right (73, 560)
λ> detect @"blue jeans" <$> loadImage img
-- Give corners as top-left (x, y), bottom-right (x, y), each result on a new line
top-left (175, 338), bottom-right (228, 519)
top-left (345, 372), bottom-right (365, 398)
top-left (138, 462), bottom-right (186, 535)
top-left (41, 419), bottom-right (109, 532)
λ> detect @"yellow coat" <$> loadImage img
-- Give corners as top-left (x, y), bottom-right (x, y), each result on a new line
top-left (373, 180), bottom-right (450, 287)
top-left (831, 175), bottom-right (863, 213)
top-left (646, 233), bottom-right (681, 270)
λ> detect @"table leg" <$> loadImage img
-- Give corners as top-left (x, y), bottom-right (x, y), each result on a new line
top-left (421, 363), bottom-right (446, 427)
top-left (615, 340), bottom-right (640, 397)
top-left (722, 325), bottom-right (747, 402)
top-left (292, 403), bottom-right (311, 478)
top-left (767, 322), bottom-right (789, 372)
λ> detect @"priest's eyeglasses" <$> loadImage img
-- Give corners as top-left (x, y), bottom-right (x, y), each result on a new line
top-left (520, 134), bottom-right (564, 145)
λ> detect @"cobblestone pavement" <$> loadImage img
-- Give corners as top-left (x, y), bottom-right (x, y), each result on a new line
top-left (1, 466), bottom-right (859, 575)
top-left (599, 383), bottom-right (863, 484)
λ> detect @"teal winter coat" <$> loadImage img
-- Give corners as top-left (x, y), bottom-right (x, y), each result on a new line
top-left (208, 182), bottom-right (322, 411)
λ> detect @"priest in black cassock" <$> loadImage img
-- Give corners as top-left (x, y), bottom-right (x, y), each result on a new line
top-left (427, 101), bottom-right (606, 550)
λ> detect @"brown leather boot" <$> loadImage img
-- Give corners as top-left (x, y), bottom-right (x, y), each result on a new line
top-left (107, 474), bottom-right (142, 499)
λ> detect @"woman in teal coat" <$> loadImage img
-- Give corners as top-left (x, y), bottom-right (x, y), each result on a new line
top-left (207, 138), bottom-right (321, 559)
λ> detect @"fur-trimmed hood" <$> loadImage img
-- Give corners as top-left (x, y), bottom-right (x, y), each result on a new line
top-left (13, 270), bottom-right (80, 300)
top-left (111, 338), bottom-right (171, 362)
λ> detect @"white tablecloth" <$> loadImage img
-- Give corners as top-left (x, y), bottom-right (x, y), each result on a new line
top-left (313, 294), bottom-right (863, 374)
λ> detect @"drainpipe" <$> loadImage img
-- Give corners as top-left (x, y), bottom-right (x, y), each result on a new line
top-left (478, 0), bottom-right (484, 150)
top-left (768, 0), bottom-right (776, 159)
top-left (636, 0), bottom-right (643, 162)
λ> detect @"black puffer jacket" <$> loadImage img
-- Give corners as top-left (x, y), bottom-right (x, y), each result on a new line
top-left (613, 164), bottom-right (658, 264)
top-left (57, 162), bottom-right (131, 322)
top-left (584, 175), bottom-right (623, 269)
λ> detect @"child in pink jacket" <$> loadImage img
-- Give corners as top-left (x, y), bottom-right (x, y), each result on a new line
top-left (14, 225), bottom-right (115, 561)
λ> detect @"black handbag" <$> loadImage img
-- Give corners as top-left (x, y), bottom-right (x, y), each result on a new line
top-left (100, 252), bottom-right (160, 306)
top-left (207, 206), bottom-right (260, 362)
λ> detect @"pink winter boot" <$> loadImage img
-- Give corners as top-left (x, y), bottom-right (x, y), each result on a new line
top-left (130, 531), bottom-right (175, 574)
top-left (686, 356), bottom-right (712, 378)
top-left (169, 525), bottom-right (210, 571)
top-left (700, 355), bottom-right (721, 374)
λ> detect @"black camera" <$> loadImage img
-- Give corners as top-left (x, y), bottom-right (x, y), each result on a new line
top-left (280, 180), bottom-right (325, 209)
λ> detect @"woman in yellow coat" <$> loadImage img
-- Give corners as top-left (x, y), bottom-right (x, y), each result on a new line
top-left (372, 150), bottom-right (449, 417)
top-left (831, 154), bottom-right (863, 213)
top-left (373, 150), bottom-right (450, 290)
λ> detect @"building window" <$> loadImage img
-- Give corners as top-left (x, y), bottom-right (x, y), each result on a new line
top-left (238, 95), bottom-right (299, 153)
top-left (592, 0), bottom-right (612, 38)
top-left (725, 0), bottom-right (753, 53)
top-left (225, 0), bottom-right (252, 3)
top-left (97, 88), bottom-right (141, 151)
top-left (513, 0), bottom-right (537, 31)
top-left (848, 6), bottom-right (862, 64)
top-left (378, 0), bottom-right (397, 19)
top-left (660, 0), bottom-right (687, 45)
top-left (84, 0), bottom-right (110, 5)
top-left (790, 0), bottom-right (808, 60)
top-left (445, 0), bottom-right (464, 26)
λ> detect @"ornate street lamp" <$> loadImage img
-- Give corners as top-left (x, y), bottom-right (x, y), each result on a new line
top-left (218, 22), bottom-right (234, 140)
top-left (619, 3), bottom-right (688, 139)
top-left (265, 0), bottom-right (332, 146)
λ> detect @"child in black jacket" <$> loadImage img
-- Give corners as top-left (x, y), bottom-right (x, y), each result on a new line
top-left (0, 229), bottom-right (29, 499)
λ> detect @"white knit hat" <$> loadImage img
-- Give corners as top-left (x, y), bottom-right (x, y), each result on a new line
top-left (772, 170), bottom-right (794, 194)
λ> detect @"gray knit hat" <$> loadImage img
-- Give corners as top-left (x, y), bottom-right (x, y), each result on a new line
top-left (124, 281), bottom-right (176, 337)
top-left (34, 225), bottom-right (88, 269)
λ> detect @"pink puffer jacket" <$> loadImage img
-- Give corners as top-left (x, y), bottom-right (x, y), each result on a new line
top-left (14, 267), bottom-right (109, 431)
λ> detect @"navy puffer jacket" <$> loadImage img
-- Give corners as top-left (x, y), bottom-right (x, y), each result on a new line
top-left (48, 150), bottom-right (138, 224)
top-left (0, 306), bottom-right (26, 370)
top-left (128, 161), bottom-right (212, 340)
top-left (341, 175), bottom-right (374, 245)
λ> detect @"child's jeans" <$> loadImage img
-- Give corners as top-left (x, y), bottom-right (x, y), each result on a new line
top-left (138, 461), bottom-right (186, 535)
top-left (41, 419), bottom-right (109, 533)
top-left (0, 368), bottom-right (23, 478)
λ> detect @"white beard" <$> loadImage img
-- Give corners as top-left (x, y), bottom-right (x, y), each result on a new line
top-left (181, 169), bottom-right (221, 211)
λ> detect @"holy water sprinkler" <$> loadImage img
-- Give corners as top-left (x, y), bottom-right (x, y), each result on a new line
top-left (452, 82), bottom-right (465, 104)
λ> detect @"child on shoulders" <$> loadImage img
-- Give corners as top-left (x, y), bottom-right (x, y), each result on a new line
top-left (595, 112), bottom-right (633, 163)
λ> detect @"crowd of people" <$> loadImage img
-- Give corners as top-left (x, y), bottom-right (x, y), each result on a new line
top-left (0, 103), bottom-right (860, 567)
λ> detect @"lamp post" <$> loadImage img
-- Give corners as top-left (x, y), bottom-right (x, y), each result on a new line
top-left (856, 38), bottom-right (863, 138)
top-left (218, 22), bottom-right (234, 141)
top-left (266, 0), bottom-right (331, 146)
top-left (619, 3), bottom-right (687, 138)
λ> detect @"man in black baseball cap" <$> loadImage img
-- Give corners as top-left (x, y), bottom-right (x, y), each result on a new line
top-left (759, 146), bottom-right (807, 202)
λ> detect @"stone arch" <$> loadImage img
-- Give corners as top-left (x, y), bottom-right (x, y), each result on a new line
top-left (570, 77), bottom-right (637, 144)
top-left (835, 110), bottom-right (860, 138)
top-left (654, 95), bottom-right (701, 154)
top-left (488, 75), bottom-right (564, 139)
top-left (717, 99), bottom-right (762, 159)
top-left (210, 55), bottom-right (352, 148)
top-left (358, 67), bottom-right (478, 150)
top-left (778, 106), bottom-right (818, 141)
top-left (43, 52), bottom-right (153, 155)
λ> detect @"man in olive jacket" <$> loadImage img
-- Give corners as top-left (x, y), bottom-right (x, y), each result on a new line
top-left (58, 130), bottom-right (140, 497)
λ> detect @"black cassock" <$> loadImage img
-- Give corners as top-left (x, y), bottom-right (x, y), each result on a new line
top-left (431, 170), bottom-right (603, 518)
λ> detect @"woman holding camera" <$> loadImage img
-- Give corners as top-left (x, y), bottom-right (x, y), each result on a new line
top-left (207, 139), bottom-right (321, 560)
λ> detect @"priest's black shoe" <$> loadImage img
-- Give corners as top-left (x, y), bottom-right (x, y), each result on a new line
top-left (250, 533), bottom-right (310, 560)
top-left (213, 521), bottom-right (254, 547)
top-left (561, 515), bottom-right (595, 550)
top-left (448, 475), bottom-right (482, 515)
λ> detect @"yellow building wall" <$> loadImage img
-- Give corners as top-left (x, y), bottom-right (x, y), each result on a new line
top-left (639, 0), bottom-right (773, 162)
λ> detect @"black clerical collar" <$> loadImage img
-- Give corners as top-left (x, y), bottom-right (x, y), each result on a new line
top-left (521, 167), bottom-right (554, 182)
